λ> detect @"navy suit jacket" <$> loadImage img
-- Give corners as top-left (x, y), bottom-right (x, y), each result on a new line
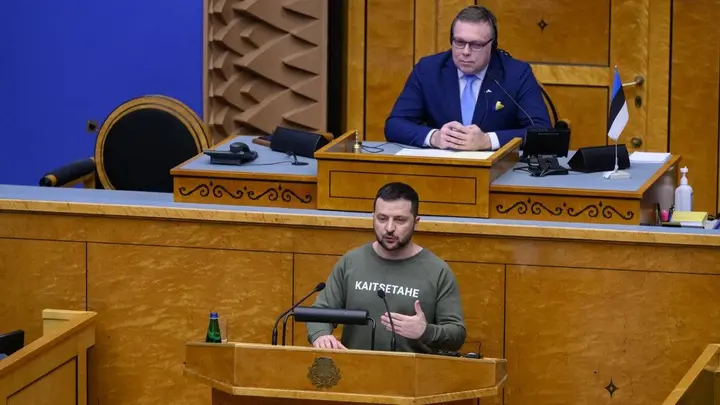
top-left (384, 50), bottom-right (552, 148)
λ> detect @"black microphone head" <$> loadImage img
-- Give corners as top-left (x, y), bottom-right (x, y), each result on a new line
top-left (376, 289), bottom-right (386, 299)
top-left (315, 282), bottom-right (326, 291)
top-left (294, 306), bottom-right (370, 325)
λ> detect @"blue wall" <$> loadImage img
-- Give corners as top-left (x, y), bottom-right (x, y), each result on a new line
top-left (0, 1), bottom-right (203, 186)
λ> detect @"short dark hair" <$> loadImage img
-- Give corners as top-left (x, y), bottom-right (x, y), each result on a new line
top-left (374, 182), bottom-right (419, 217)
top-left (450, 5), bottom-right (498, 45)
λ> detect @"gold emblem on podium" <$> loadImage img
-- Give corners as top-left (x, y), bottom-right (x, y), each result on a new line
top-left (307, 357), bottom-right (341, 389)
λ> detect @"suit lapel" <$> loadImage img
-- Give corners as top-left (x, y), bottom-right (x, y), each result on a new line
top-left (473, 77), bottom-right (490, 126)
top-left (474, 54), bottom-right (504, 127)
top-left (442, 59), bottom-right (462, 123)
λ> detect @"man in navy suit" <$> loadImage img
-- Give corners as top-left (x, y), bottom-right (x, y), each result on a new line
top-left (385, 5), bottom-right (551, 150)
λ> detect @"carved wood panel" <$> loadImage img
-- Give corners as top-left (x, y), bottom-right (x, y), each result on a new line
top-left (204, 0), bottom-right (327, 143)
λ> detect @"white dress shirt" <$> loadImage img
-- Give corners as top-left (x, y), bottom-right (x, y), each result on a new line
top-left (424, 67), bottom-right (500, 150)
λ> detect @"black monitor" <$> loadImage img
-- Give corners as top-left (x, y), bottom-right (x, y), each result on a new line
top-left (0, 330), bottom-right (24, 358)
top-left (520, 128), bottom-right (571, 176)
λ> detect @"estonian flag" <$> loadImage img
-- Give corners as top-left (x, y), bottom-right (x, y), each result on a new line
top-left (607, 67), bottom-right (629, 141)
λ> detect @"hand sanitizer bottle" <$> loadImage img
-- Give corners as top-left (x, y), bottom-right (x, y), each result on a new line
top-left (674, 167), bottom-right (693, 211)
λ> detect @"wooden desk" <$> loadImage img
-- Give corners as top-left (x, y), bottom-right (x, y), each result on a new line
top-left (0, 309), bottom-right (96, 405)
top-left (171, 136), bottom-right (317, 209)
top-left (490, 155), bottom-right (680, 225)
top-left (171, 133), bottom-right (678, 225)
top-left (0, 185), bottom-right (719, 405)
top-left (314, 131), bottom-right (519, 218)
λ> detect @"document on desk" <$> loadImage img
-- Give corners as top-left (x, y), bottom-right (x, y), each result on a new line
top-left (394, 148), bottom-right (494, 160)
top-left (629, 151), bottom-right (671, 164)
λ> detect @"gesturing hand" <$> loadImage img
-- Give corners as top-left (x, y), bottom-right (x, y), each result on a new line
top-left (380, 300), bottom-right (427, 340)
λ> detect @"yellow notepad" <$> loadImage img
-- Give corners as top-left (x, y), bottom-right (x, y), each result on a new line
top-left (669, 211), bottom-right (708, 227)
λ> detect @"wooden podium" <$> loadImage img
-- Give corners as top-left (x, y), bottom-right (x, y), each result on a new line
top-left (184, 342), bottom-right (506, 405)
top-left (314, 131), bottom-right (520, 218)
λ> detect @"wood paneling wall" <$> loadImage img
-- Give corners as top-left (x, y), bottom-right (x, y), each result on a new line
top-left (345, 0), bottom-right (720, 213)
top-left (2, 206), bottom-right (720, 405)
top-left (669, 0), bottom-right (720, 214)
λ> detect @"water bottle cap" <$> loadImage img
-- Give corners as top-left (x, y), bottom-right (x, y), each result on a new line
top-left (210, 312), bottom-right (218, 318)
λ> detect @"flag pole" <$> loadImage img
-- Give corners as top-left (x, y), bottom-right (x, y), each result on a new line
top-left (604, 65), bottom-right (631, 180)
top-left (614, 65), bottom-right (620, 173)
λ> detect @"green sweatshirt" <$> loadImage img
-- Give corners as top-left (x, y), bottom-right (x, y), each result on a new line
top-left (306, 243), bottom-right (466, 353)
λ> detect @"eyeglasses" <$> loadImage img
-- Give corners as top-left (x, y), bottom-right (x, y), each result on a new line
top-left (451, 37), bottom-right (494, 52)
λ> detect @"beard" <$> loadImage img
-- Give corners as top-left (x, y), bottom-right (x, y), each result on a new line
top-left (375, 230), bottom-right (413, 251)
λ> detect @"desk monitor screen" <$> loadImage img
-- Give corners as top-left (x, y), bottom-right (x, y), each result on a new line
top-left (0, 330), bottom-right (24, 357)
top-left (523, 128), bottom-right (571, 158)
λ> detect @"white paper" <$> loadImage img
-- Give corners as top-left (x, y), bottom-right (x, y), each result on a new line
top-left (394, 148), bottom-right (494, 160)
top-left (629, 151), bottom-right (671, 164)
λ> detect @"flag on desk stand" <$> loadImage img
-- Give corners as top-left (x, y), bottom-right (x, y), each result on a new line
top-left (604, 66), bottom-right (631, 179)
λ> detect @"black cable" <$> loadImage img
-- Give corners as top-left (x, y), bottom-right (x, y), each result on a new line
top-left (245, 160), bottom-right (295, 166)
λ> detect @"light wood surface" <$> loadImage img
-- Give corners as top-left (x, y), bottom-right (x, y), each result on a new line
top-left (661, 343), bottom-right (720, 405)
top-left (1, 198), bottom-right (720, 405)
top-left (489, 155), bottom-right (680, 225)
top-left (315, 132), bottom-right (520, 218)
top-left (184, 342), bottom-right (505, 404)
top-left (170, 137), bottom-right (318, 209)
top-left (669, 0), bottom-right (720, 214)
top-left (0, 310), bottom-right (96, 405)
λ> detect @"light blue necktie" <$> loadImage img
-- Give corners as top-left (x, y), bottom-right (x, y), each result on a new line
top-left (461, 75), bottom-right (478, 126)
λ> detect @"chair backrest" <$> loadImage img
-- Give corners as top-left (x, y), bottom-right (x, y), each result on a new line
top-left (496, 49), bottom-right (560, 127)
top-left (94, 95), bottom-right (209, 192)
top-left (0, 330), bottom-right (24, 357)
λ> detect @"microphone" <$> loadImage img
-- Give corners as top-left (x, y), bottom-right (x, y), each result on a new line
top-left (287, 152), bottom-right (309, 166)
top-left (292, 307), bottom-right (377, 350)
top-left (492, 78), bottom-right (537, 128)
top-left (293, 307), bottom-right (371, 325)
top-left (271, 282), bottom-right (325, 345)
top-left (376, 290), bottom-right (396, 351)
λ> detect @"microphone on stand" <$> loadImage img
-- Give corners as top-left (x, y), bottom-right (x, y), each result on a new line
top-left (271, 282), bottom-right (326, 345)
top-left (286, 152), bottom-right (309, 166)
top-left (376, 290), bottom-right (396, 351)
top-left (492, 78), bottom-right (536, 128)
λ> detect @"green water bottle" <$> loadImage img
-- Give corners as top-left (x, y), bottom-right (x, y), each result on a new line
top-left (205, 312), bottom-right (222, 343)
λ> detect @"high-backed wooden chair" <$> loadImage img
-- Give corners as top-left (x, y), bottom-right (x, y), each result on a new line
top-left (497, 48), bottom-right (570, 130)
top-left (39, 95), bottom-right (209, 193)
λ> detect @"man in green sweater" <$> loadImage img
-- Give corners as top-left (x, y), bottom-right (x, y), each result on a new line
top-left (306, 182), bottom-right (466, 353)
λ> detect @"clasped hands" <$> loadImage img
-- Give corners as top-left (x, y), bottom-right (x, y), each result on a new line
top-left (312, 300), bottom-right (428, 350)
top-left (430, 121), bottom-right (491, 150)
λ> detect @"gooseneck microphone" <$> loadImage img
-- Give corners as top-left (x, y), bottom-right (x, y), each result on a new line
top-left (492, 78), bottom-right (536, 128)
top-left (376, 290), bottom-right (396, 351)
top-left (286, 152), bottom-right (309, 166)
top-left (271, 282), bottom-right (326, 345)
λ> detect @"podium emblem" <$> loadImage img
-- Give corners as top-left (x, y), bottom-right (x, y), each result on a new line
top-left (307, 357), bottom-right (341, 389)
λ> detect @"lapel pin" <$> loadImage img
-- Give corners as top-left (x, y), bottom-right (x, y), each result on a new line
top-left (495, 101), bottom-right (505, 111)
